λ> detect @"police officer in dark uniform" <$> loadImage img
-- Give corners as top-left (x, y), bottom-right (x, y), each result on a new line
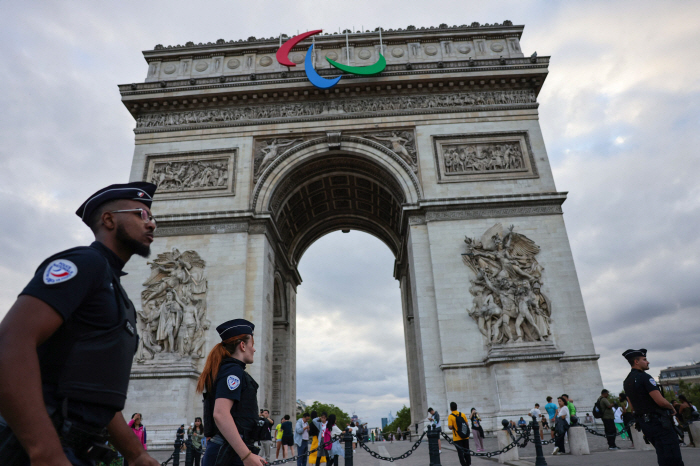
top-left (0, 182), bottom-right (160, 466)
top-left (197, 319), bottom-right (266, 466)
top-left (622, 348), bottom-right (684, 466)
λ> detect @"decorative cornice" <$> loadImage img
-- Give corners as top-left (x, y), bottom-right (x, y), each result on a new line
top-left (440, 350), bottom-right (566, 369)
top-left (426, 204), bottom-right (562, 222)
top-left (559, 354), bottom-right (600, 362)
top-left (155, 221), bottom-right (249, 237)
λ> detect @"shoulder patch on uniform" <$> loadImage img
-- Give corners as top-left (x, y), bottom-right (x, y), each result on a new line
top-left (649, 378), bottom-right (657, 386)
top-left (227, 375), bottom-right (241, 391)
top-left (43, 259), bottom-right (78, 285)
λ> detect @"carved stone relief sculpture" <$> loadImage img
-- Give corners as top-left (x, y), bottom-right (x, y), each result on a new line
top-left (150, 159), bottom-right (229, 192)
top-left (135, 90), bottom-right (537, 130)
top-left (136, 249), bottom-right (209, 362)
top-left (368, 131), bottom-right (418, 171)
top-left (253, 138), bottom-right (303, 181)
top-left (442, 142), bottom-right (524, 174)
top-left (462, 224), bottom-right (552, 345)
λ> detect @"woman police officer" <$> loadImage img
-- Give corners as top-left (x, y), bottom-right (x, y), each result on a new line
top-left (197, 319), bottom-right (266, 466)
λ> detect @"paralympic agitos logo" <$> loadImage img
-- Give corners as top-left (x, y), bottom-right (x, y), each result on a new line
top-left (276, 30), bottom-right (386, 89)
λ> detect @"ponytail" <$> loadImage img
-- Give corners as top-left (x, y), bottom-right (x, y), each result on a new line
top-left (196, 335), bottom-right (251, 393)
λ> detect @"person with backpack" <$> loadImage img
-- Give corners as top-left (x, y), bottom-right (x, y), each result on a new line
top-left (196, 319), bottom-right (266, 466)
top-left (447, 402), bottom-right (471, 466)
top-left (598, 389), bottom-right (620, 450)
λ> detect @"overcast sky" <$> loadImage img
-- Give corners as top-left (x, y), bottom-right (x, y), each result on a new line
top-left (1, 1), bottom-right (699, 428)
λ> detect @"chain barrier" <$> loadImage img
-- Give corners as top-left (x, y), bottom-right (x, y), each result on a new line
top-left (266, 436), bottom-right (341, 465)
top-left (581, 423), bottom-right (624, 438)
top-left (439, 430), bottom-right (527, 458)
top-left (357, 432), bottom-right (426, 462)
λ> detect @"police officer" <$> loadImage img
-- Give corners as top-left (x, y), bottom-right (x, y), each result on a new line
top-left (197, 319), bottom-right (266, 466)
top-left (622, 349), bottom-right (684, 466)
top-left (0, 182), bottom-right (160, 466)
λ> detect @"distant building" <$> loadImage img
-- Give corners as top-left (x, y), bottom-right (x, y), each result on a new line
top-left (659, 362), bottom-right (700, 394)
top-left (381, 418), bottom-right (388, 429)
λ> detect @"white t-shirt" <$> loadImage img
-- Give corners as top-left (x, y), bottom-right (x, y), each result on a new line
top-left (302, 421), bottom-right (309, 441)
top-left (558, 406), bottom-right (570, 424)
top-left (613, 407), bottom-right (623, 424)
top-left (349, 426), bottom-right (358, 440)
top-left (529, 408), bottom-right (541, 418)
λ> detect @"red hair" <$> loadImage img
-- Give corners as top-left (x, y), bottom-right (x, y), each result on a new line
top-left (196, 335), bottom-right (251, 393)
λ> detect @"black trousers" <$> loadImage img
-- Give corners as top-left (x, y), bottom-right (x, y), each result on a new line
top-left (554, 432), bottom-right (566, 454)
top-left (454, 439), bottom-right (471, 466)
top-left (602, 418), bottom-right (618, 448)
top-left (640, 417), bottom-right (684, 466)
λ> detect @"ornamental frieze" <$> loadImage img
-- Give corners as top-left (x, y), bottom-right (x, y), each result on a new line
top-left (134, 89), bottom-right (536, 130)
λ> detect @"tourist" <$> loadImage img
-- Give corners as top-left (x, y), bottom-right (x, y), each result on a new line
top-left (326, 414), bottom-right (344, 466)
top-left (528, 403), bottom-right (542, 437)
top-left (544, 396), bottom-right (558, 439)
top-left (678, 395), bottom-right (696, 447)
top-left (584, 413), bottom-right (594, 424)
top-left (470, 408), bottom-right (484, 452)
top-left (396, 426), bottom-right (402, 441)
top-left (448, 402), bottom-right (471, 466)
top-left (561, 394), bottom-right (576, 418)
top-left (619, 393), bottom-right (634, 447)
top-left (613, 403), bottom-right (627, 440)
top-left (188, 417), bottom-right (204, 466)
top-left (197, 319), bottom-right (266, 466)
top-left (552, 396), bottom-right (570, 455)
top-left (347, 421), bottom-right (358, 451)
top-left (124, 413), bottom-right (147, 466)
top-left (540, 414), bottom-right (549, 432)
top-left (281, 414), bottom-right (295, 457)
top-left (294, 412), bottom-right (310, 466)
top-left (427, 408), bottom-right (442, 453)
top-left (312, 412), bottom-right (329, 465)
top-left (308, 410), bottom-right (326, 464)
top-left (259, 409), bottom-right (274, 462)
top-left (517, 417), bottom-right (527, 429)
top-left (598, 389), bottom-right (619, 450)
top-left (275, 419), bottom-right (284, 459)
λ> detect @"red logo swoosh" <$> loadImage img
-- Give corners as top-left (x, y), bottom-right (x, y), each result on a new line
top-left (276, 30), bottom-right (322, 67)
top-left (51, 271), bottom-right (70, 277)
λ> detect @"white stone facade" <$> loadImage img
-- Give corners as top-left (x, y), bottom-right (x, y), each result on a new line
top-left (119, 22), bottom-right (602, 434)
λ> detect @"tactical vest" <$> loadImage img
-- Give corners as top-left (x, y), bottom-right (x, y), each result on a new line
top-left (204, 366), bottom-right (260, 442)
top-left (39, 247), bottom-right (138, 411)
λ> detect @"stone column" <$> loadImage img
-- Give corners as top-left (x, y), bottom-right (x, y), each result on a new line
top-left (496, 430), bottom-right (518, 463)
top-left (568, 426), bottom-right (589, 455)
top-left (688, 422), bottom-right (700, 446)
top-left (630, 426), bottom-right (654, 451)
top-left (400, 272), bottom-right (426, 433)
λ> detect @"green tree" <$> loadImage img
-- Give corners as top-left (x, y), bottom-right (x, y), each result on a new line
top-left (383, 405), bottom-right (411, 435)
top-left (663, 379), bottom-right (700, 407)
top-left (299, 401), bottom-right (352, 429)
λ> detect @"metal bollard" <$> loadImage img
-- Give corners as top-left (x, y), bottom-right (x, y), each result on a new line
top-left (343, 432), bottom-right (353, 466)
top-left (427, 425), bottom-right (441, 466)
top-left (531, 416), bottom-right (547, 466)
top-left (173, 439), bottom-right (182, 466)
top-left (184, 438), bottom-right (194, 466)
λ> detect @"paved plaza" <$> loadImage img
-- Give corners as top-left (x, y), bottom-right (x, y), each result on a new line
top-left (148, 432), bottom-right (700, 465)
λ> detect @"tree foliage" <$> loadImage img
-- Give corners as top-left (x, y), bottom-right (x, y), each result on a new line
top-left (298, 401), bottom-right (352, 429)
top-left (663, 379), bottom-right (700, 407)
top-left (383, 405), bottom-right (411, 434)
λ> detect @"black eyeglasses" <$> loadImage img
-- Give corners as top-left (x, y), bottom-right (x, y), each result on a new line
top-left (109, 208), bottom-right (157, 227)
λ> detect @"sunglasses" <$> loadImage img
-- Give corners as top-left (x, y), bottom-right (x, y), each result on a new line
top-left (109, 208), bottom-right (157, 227)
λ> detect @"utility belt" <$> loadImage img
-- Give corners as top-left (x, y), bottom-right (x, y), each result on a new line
top-left (210, 433), bottom-right (261, 466)
top-left (0, 402), bottom-right (116, 466)
top-left (636, 409), bottom-right (674, 431)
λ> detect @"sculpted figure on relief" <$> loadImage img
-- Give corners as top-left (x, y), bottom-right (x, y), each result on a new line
top-left (135, 248), bottom-right (210, 362)
top-left (443, 142), bottom-right (524, 174)
top-left (254, 139), bottom-right (302, 180)
top-left (463, 224), bottom-right (552, 344)
top-left (369, 131), bottom-right (417, 170)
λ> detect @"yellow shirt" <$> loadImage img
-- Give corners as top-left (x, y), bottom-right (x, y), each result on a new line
top-left (276, 424), bottom-right (283, 440)
top-left (448, 411), bottom-right (470, 441)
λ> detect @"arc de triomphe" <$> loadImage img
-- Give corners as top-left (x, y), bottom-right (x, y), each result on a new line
top-left (119, 22), bottom-right (603, 431)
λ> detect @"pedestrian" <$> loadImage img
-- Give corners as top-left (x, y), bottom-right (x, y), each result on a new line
top-left (275, 420), bottom-right (283, 459)
top-left (324, 415), bottom-right (343, 466)
top-left (552, 396), bottom-right (570, 455)
top-left (427, 408), bottom-right (442, 453)
top-left (346, 422), bottom-right (358, 451)
top-left (396, 426), bottom-right (402, 441)
top-left (598, 389), bottom-right (619, 450)
top-left (294, 412), bottom-right (310, 466)
top-left (448, 402), bottom-right (471, 466)
top-left (124, 413), bottom-right (148, 466)
top-left (469, 408), bottom-right (484, 452)
top-left (528, 403), bottom-right (542, 437)
top-left (619, 394), bottom-right (635, 447)
top-left (584, 413), bottom-right (594, 424)
top-left (196, 318), bottom-right (266, 466)
top-left (307, 410), bottom-right (326, 465)
top-left (517, 417), bottom-right (527, 429)
top-left (544, 396), bottom-right (558, 439)
top-left (561, 394), bottom-right (576, 418)
top-left (0, 182), bottom-right (159, 466)
top-left (312, 412), bottom-right (330, 466)
top-left (623, 348), bottom-right (685, 466)
top-left (188, 417), bottom-right (204, 466)
top-left (678, 395), bottom-right (696, 447)
top-left (258, 409), bottom-right (274, 463)
top-left (279, 414), bottom-right (294, 458)
top-left (613, 403), bottom-right (627, 440)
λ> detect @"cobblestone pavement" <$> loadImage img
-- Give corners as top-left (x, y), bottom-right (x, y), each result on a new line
top-left (147, 435), bottom-right (700, 465)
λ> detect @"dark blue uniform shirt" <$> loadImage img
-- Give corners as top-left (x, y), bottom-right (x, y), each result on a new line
top-left (20, 241), bottom-right (127, 427)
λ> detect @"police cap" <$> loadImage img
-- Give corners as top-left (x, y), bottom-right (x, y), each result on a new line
top-left (76, 182), bottom-right (157, 224)
top-left (622, 348), bottom-right (647, 362)
top-left (217, 319), bottom-right (255, 341)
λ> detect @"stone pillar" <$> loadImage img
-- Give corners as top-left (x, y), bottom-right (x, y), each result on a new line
top-left (400, 272), bottom-right (426, 432)
top-left (630, 426), bottom-right (654, 451)
top-left (568, 426), bottom-right (589, 455)
top-left (496, 430), bottom-right (518, 463)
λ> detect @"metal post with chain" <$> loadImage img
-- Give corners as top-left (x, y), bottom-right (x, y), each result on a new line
top-left (427, 425), bottom-right (441, 465)
top-left (343, 432), bottom-right (353, 466)
top-left (530, 416), bottom-right (547, 466)
top-left (183, 438), bottom-right (194, 466)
